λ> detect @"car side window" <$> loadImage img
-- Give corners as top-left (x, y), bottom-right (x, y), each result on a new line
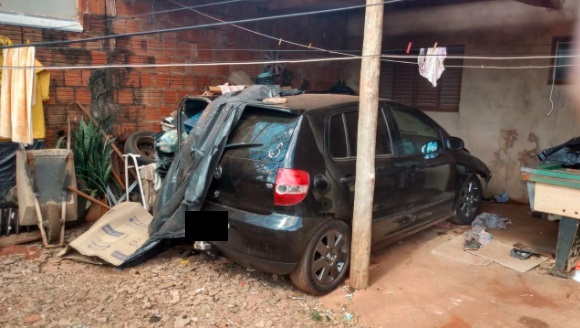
top-left (390, 106), bottom-right (440, 156)
top-left (329, 109), bottom-right (392, 158)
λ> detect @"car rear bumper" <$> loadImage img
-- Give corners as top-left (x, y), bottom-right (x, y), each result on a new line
top-left (202, 201), bottom-right (317, 275)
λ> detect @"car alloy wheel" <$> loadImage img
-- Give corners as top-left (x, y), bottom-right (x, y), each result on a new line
top-left (290, 220), bottom-right (350, 295)
top-left (452, 175), bottom-right (483, 225)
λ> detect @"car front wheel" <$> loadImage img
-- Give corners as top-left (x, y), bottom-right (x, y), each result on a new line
top-left (452, 175), bottom-right (483, 225)
top-left (290, 220), bottom-right (351, 295)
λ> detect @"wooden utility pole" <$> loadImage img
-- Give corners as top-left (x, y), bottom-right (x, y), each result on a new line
top-left (349, 0), bottom-right (384, 290)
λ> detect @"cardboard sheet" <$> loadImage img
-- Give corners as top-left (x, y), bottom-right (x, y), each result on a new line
top-left (431, 234), bottom-right (493, 267)
top-left (466, 239), bottom-right (549, 273)
top-left (58, 202), bottom-right (153, 266)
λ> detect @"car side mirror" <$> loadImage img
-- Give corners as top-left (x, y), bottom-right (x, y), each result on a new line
top-left (446, 137), bottom-right (464, 151)
top-left (421, 140), bottom-right (443, 159)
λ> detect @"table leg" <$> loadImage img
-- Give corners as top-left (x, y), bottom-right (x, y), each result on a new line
top-left (555, 216), bottom-right (580, 273)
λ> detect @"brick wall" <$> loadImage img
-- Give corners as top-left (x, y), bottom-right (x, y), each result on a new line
top-left (0, 0), bottom-right (348, 146)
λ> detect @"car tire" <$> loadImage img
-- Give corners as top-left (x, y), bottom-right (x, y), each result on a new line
top-left (452, 175), bottom-right (483, 225)
top-left (124, 131), bottom-right (156, 165)
top-left (290, 220), bottom-right (351, 295)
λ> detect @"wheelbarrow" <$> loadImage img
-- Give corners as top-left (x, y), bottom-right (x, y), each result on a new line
top-left (16, 146), bottom-right (78, 247)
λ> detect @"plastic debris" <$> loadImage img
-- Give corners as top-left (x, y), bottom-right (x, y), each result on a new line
top-left (473, 212), bottom-right (511, 230)
top-left (573, 263), bottom-right (580, 283)
top-left (494, 191), bottom-right (510, 203)
top-left (345, 313), bottom-right (353, 321)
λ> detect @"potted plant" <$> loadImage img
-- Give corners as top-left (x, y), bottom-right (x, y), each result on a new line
top-left (73, 117), bottom-right (113, 221)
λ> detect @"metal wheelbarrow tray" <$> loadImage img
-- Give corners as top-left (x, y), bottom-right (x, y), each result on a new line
top-left (16, 147), bottom-right (78, 246)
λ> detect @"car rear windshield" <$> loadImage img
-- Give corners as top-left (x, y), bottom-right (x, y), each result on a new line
top-left (224, 106), bottom-right (299, 162)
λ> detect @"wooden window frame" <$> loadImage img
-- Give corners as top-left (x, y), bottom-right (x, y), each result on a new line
top-left (379, 45), bottom-right (464, 113)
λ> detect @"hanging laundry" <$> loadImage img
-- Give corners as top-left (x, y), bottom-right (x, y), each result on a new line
top-left (0, 45), bottom-right (40, 145)
top-left (418, 47), bottom-right (447, 87)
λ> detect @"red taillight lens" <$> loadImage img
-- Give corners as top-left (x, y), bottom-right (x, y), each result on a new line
top-left (274, 168), bottom-right (310, 206)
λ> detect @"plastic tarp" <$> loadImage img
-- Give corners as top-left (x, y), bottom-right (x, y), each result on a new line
top-left (122, 85), bottom-right (280, 265)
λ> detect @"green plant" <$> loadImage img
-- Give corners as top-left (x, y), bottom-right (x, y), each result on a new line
top-left (73, 117), bottom-right (113, 199)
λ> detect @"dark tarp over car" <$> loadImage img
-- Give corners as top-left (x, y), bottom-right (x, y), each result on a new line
top-left (123, 85), bottom-right (281, 265)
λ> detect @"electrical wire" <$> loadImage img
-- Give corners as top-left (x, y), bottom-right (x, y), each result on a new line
top-left (169, 0), bottom-right (360, 59)
top-left (0, 0), bottom-right (406, 50)
top-left (0, 56), bottom-right (573, 71)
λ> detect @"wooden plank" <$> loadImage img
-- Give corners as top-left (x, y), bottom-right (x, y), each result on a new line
top-left (534, 183), bottom-right (580, 219)
top-left (349, 0), bottom-right (384, 290)
top-left (0, 231), bottom-right (42, 247)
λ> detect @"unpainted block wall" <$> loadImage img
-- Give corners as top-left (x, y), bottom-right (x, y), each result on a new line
top-left (0, 0), bottom-right (347, 146)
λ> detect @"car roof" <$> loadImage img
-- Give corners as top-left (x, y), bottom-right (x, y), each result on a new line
top-left (251, 93), bottom-right (361, 114)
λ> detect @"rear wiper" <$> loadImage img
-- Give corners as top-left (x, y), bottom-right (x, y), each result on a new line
top-left (224, 142), bottom-right (263, 150)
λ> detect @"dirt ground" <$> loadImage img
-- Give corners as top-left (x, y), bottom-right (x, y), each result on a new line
top-left (2, 202), bottom-right (579, 328)
top-left (0, 243), bottom-right (361, 328)
top-left (321, 202), bottom-right (580, 328)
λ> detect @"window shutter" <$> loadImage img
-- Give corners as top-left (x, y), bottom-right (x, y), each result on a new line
top-left (378, 46), bottom-right (464, 112)
top-left (392, 62), bottom-right (416, 106)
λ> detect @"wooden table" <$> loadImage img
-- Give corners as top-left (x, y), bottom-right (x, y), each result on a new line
top-left (521, 164), bottom-right (580, 275)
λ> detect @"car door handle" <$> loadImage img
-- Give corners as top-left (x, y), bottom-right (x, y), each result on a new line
top-left (340, 176), bottom-right (356, 185)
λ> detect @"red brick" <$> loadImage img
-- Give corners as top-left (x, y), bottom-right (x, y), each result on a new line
top-left (124, 71), bottom-right (140, 87)
top-left (155, 74), bottom-right (170, 88)
top-left (183, 75), bottom-right (197, 89)
top-left (132, 1), bottom-right (152, 16)
top-left (131, 38), bottom-right (148, 52)
top-left (147, 90), bottom-right (163, 105)
top-left (116, 1), bottom-right (133, 17)
top-left (146, 39), bottom-right (163, 56)
top-left (159, 105), bottom-right (175, 116)
top-left (188, 29), bottom-right (204, 43)
top-left (143, 106), bottom-right (161, 120)
top-left (88, 0), bottom-right (106, 15)
top-left (155, 56), bottom-right (171, 73)
top-left (141, 73), bottom-right (156, 87)
top-left (125, 19), bottom-right (147, 34)
top-left (22, 27), bottom-right (43, 43)
top-left (162, 39), bottom-right (178, 57)
top-left (76, 88), bottom-right (92, 105)
top-left (91, 51), bottom-right (108, 65)
top-left (177, 42), bottom-right (193, 58)
top-left (163, 90), bottom-right (178, 105)
top-left (177, 90), bottom-right (192, 100)
top-left (65, 70), bottom-right (83, 87)
top-left (81, 70), bottom-right (91, 86)
top-left (118, 89), bottom-right (134, 104)
top-left (56, 87), bottom-right (75, 104)
top-left (197, 76), bottom-right (209, 89)
top-left (51, 71), bottom-right (65, 86)
top-left (127, 55), bottom-right (154, 65)
top-left (111, 19), bottom-right (127, 34)
top-left (133, 89), bottom-right (146, 104)
top-left (169, 74), bottom-right (184, 88)
top-left (170, 59), bottom-right (186, 73)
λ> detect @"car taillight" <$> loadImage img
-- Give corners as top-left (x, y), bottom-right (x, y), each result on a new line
top-left (274, 168), bottom-right (310, 206)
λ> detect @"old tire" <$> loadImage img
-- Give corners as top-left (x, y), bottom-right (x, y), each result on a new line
top-left (124, 131), bottom-right (156, 165)
top-left (452, 175), bottom-right (483, 225)
top-left (46, 205), bottom-right (62, 244)
top-left (290, 220), bottom-right (350, 295)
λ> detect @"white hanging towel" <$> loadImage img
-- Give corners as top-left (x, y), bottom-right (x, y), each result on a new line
top-left (0, 46), bottom-right (36, 144)
top-left (418, 47), bottom-right (447, 87)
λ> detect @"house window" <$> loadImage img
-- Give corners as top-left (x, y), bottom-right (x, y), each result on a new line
top-left (550, 37), bottom-right (572, 85)
top-left (379, 46), bottom-right (464, 112)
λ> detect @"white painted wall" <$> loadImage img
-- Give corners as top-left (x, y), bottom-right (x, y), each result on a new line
top-left (346, 0), bottom-right (580, 202)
